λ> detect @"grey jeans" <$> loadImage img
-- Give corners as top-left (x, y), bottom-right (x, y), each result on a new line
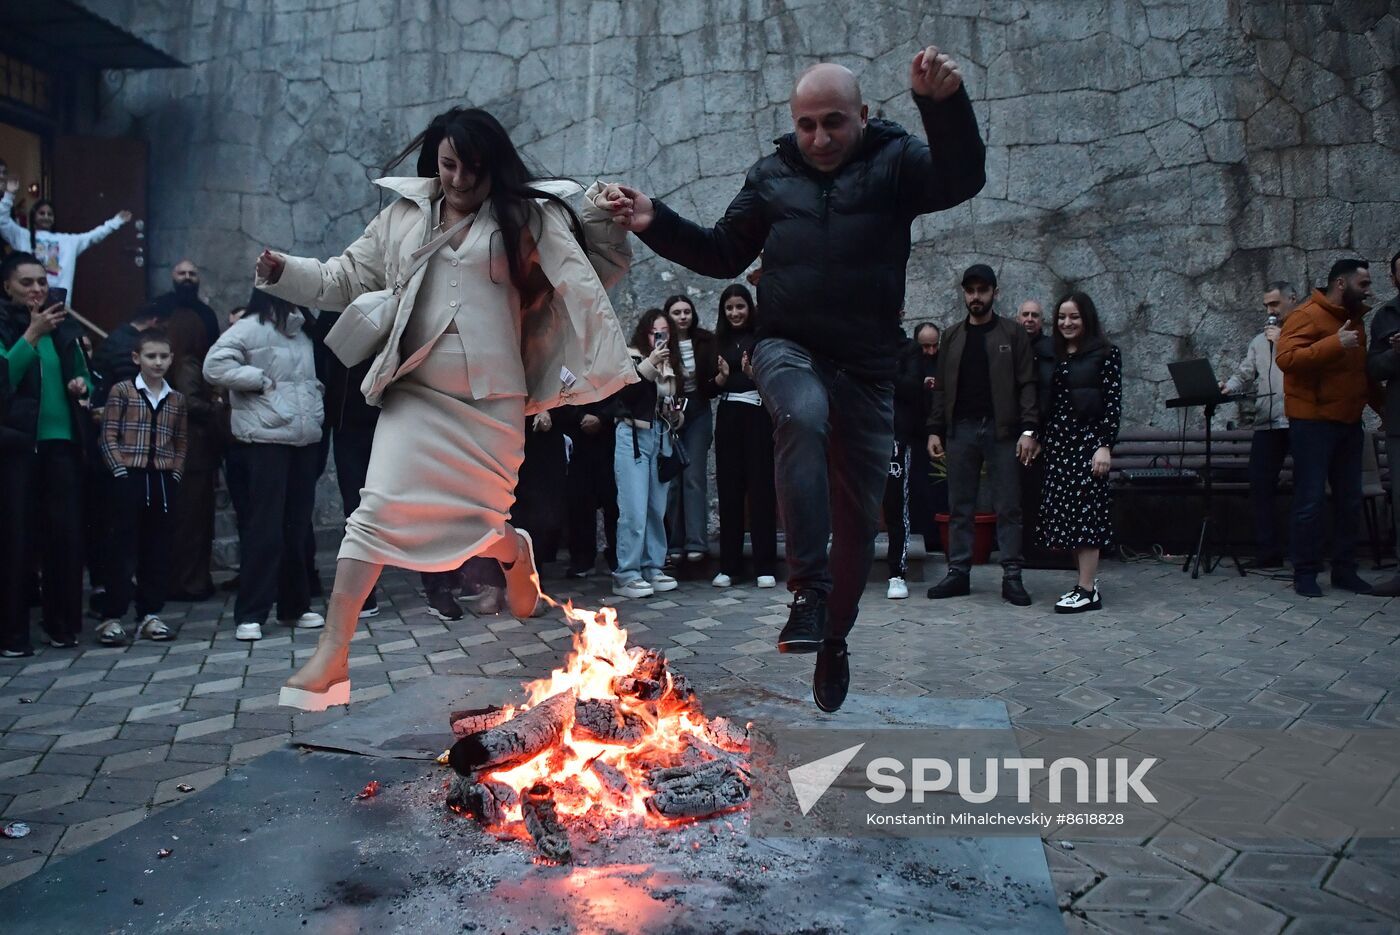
top-left (944, 417), bottom-right (1024, 576)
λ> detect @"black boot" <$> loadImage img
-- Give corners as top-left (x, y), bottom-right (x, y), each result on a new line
top-left (1001, 575), bottom-right (1032, 606)
top-left (425, 587), bottom-right (463, 622)
top-left (778, 588), bottom-right (826, 654)
top-left (927, 571), bottom-right (970, 599)
top-left (813, 639), bottom-right (850, 713)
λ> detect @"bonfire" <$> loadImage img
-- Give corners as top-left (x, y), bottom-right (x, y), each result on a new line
top-left (444, 602), bottom-right (751, 862)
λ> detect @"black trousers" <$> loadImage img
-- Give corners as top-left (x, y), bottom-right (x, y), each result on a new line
top-left (1248, 427), bottom-right (1290, 560)
top-left (513, 427), bottom-right (568, 562)
top-left (881, 441), bottom-right (912, 578)
top-left (102, 468), bottom-right (175, 620)
top-left (565, 430), bottom-right (619, 573)
top-left (0, 441), bottom-right (85, 650)
top-left (226, 442), bottom-right (319, 624)
top-left (714, 401), bottom-right (777, 578)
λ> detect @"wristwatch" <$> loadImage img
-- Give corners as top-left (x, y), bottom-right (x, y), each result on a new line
top-left (1020, 430), bottom-right (1035, 438)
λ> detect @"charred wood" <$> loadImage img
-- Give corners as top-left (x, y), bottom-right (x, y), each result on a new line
top-left (573, 698), bottom-right (646, 744)
top-left (448, 690), bottom-right (576, 776)
top-left (588, 758), bottom-right (633, 807)
top-left (449, 704), bottom-right (512, 738)
top-left (645, 759), bottom-right (750, 820)
top-left (522, 783), bottom-right (572, 863)
top-left (704, 716), bottom-right (749, 752)
top-left (446, 777), bottom-right (518, 826)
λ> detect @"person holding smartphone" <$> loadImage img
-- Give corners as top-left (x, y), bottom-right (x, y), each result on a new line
top-left (611, 309), bottom-right (684, 599)
top-left (0, 252), bottom-right (94, 656)
top-left (1366, 248), bottom-right (1400, 596)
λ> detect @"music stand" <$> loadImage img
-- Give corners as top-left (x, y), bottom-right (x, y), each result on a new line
top-left (1166, 392), bottom-right (1248, 579)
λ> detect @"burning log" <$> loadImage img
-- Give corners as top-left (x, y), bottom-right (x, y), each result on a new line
top-left (573, 698), bottom-right (646, 745)
top-left (588, 758), bottom-right (633, 808)
top-left (645, 759), bottom-right (750, 821)
top-left (449, 705), bottom-right (512, 738)
top-left (704, 716), bottom-right (749, 752)
top-left (446, 777), bottom-right (518, 826)
top-left (449, 690), bottom-right (576, 776)
top-left (521, 783), bottom-right (572, 863)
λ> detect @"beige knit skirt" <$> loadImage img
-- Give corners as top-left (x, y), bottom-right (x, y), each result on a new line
top-left (339, 337), bottom-right (525, 572)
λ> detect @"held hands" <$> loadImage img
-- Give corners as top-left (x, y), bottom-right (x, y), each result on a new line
top-left (256, 249), bottom-right (286, 284)
top-left (1337, 322), bottom-right (1360, 350)
top-left (1016, 434), bottom-right (1040, 466)
top-left (1091, 446), bottom-right (1112, 479)
top-left (597, 182), bottom-right (655, 233)
top-left (910, 46), bottom-right (963, 101)
top-left (927, 434), bottom-right (945, 460)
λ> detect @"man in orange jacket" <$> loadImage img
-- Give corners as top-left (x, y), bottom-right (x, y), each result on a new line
top-left (1276, 258), bottom-right (1385, 598)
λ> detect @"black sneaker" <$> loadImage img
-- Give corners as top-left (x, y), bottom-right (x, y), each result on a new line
top-left (813, 639), bottom-right (850, 713)
top-left (425, 588), bottom-right (463, 622)
top-left (359, 594), bottom-right (380, 619)
top-left (1294, 574), bottom-right (1323, 598)
top-left (777, 589), bottom-right (826, 654)
top-left (1331, 570), bottom-right (1373, 594)
top-left (1002, 576), bottom-right (1032, 606)
top-left (927, 571), bottom-right (970, 599)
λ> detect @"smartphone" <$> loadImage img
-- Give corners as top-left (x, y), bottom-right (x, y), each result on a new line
top-left (652, 331), bottom-right (667, 350)
top-left (46, 286), bottom-right (68, 308)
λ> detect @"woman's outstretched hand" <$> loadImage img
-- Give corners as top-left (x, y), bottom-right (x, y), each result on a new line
top-left (256, 249), bottom-right (286, 284)
top-left (598, 182), bottom-right (654, 233)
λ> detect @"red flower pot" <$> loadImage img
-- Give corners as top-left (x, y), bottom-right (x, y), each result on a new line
top-left (934, 512), bottom-right (997, 565)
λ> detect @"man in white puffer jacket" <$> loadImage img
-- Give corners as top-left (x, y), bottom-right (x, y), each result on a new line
top-left (203, 296), bottom-right (325, 641)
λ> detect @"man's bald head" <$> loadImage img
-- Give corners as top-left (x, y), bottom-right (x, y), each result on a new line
top-left (789, 63), bottom-right (869, 174)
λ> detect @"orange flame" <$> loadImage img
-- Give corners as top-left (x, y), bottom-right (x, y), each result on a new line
top-left (479, 600), bottom-right (720, 826)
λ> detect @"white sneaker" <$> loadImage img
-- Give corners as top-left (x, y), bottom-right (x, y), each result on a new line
top-left (685, 551), bottom-right (707, 563)
top-left (711, 573), bottom-right (733, 588)
top-left (756, 575), bottom-right (777, 589)
top-left (612, 579), bottom-right (655, 599)
top-left (887, 577), bottom-right (909, 599)
top-left (283, 612), bottom-right (324, 630)
top-left (235, 622), bottom-right (263, 641)
top-left (648, 573), bottom-right (679, 592)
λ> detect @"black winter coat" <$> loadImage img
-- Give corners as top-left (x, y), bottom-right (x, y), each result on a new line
top-left (0, 303), bottom-right (90, 451)
top-left (1056, 338), bottom-right (1114, 424)
top-left (1031, 332), bottom-right (1056, 419)
top-left (638, 90), bottom-right (986, 381)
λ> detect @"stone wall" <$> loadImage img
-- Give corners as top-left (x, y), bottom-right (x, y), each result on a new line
top-left (82, 0), bottom-right (1399, 428)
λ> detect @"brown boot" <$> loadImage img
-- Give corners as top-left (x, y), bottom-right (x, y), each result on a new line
top-left (279, 606), bottom-right (355, 711)
top-left (501, 529), bottom-right (542, 619)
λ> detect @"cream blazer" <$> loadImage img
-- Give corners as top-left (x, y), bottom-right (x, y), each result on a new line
top-left (257, 176), bottom-right (636, 413)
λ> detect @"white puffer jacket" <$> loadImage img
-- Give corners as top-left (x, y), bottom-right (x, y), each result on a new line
top-left (203, 312), bottom-right (324, 446)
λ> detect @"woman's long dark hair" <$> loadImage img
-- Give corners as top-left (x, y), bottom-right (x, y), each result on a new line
top-left (384, 107), bottom-right (583, 298)
top-left (27, 199), bottom-right (53, 252)
top-left (1051, 291), bottom-right (1104, 360)
top-left (246, 288), bottom-right (307, 334)
top-left (629, 308), bottom-right (682, 372)
top-left (714, 283), bottom-right (757, 345)
top-left (662, 293), bottom-right (710, 340)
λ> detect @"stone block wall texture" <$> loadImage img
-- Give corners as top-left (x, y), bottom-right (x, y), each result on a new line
top-left (82, 0), bottom-right (1399, 429)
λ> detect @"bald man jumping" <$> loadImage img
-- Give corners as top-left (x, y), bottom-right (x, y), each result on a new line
top-left (606, 48), bottom-right (986, 712)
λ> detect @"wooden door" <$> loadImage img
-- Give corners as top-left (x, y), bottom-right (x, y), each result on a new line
top-left (51, 135), bottom-right (148, 337)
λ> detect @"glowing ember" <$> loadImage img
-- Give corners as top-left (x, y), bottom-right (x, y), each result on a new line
top-left (446, 601), bottom-right (750, 843)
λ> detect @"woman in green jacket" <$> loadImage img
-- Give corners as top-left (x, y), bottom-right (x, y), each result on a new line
top-left (0, 251), bottom-right (93, 655)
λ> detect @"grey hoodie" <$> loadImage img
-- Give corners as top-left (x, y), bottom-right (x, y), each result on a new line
top-left (1224, 331), bottom-right (1288, 430)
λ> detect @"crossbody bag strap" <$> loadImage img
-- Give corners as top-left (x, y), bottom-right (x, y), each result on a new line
top-left (393, 212), bottom-right (475, 295)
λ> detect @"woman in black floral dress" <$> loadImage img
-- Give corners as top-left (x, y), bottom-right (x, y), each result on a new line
top-left (1038, 292), bottom-right (1122, 613)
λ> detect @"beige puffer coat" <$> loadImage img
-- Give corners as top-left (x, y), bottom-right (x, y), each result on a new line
top-left (203, 312), bottom-right (324, 446)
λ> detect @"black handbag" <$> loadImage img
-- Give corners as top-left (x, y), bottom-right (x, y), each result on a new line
top-left (657, 426), bottom-right (689, 482)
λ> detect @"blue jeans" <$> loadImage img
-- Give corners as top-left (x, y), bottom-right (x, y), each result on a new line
top-left (1288, 418), bottom-right (1362, 576)
top-left (667, 396), bottom-right (713, 553)
top-left (751, 338), bottom-right (894, 639)
top-left (613, 421), bottom-right (672, 583)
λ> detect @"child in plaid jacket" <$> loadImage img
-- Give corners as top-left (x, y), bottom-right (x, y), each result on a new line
top-left (97, 330), bottom-right (188, 643)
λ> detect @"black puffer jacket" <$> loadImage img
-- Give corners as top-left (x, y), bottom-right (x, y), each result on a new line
top-left (1055, 338), bottom-right (1113, 423)
top-left (638, 89), bottom-right (986, 381)
top-left (1031, 332), bottom-right (1056, 419)
top-left (0, 303), bottom-right (90, 451)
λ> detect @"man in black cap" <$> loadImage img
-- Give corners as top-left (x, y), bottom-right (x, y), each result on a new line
top-left (926, 264), bottom-right (1039, 604)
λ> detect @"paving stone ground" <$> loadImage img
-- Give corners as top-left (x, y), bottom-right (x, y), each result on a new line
top-left (2, 552), bottom-right (1398, 934)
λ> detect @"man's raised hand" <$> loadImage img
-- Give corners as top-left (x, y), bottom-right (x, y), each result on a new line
top-left (1337, 322), bottom-right (1360, 350)
top-left (911, 46), bottom-right (963, 101)
top-left (597, 183), bottom-right (655, 233)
